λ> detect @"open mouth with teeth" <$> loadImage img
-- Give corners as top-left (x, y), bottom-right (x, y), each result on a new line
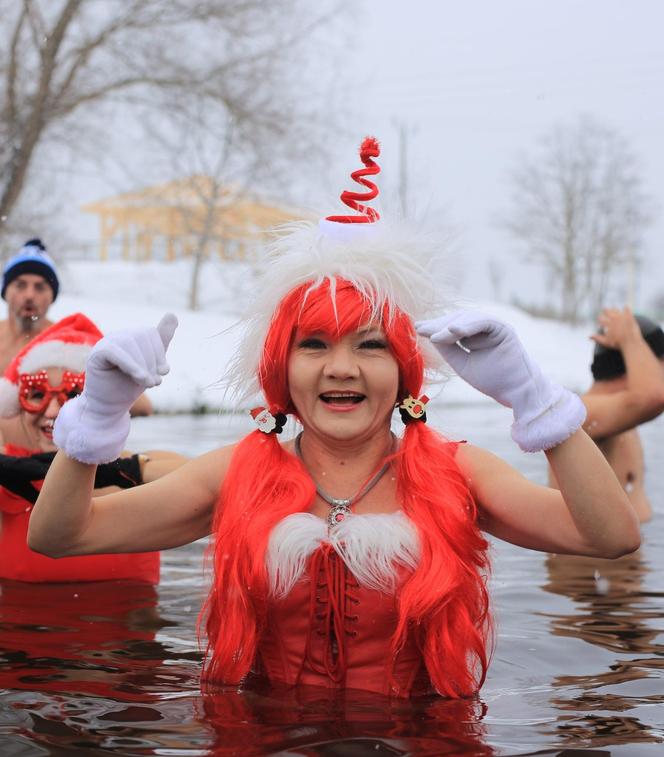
top-left (319, 392), bottom-right (366, 405)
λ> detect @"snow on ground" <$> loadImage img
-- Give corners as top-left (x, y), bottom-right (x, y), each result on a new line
top-left (48, 259), bottom-right (597, 413)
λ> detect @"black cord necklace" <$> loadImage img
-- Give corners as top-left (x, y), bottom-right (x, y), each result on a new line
top-left (294, 432), bottom-right (394, 528)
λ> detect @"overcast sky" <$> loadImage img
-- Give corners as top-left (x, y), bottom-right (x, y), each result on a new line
top-left (333, 0), bottom-right (664, 311)
top-left (61, 0), bottom-right (664, 316)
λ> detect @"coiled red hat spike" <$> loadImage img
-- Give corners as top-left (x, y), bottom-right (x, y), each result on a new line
top-left (326, 136), bottom-right (381, 224)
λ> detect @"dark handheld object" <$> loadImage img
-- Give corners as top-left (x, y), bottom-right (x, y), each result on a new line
top-left (0, 452), bottom-right (144, 505)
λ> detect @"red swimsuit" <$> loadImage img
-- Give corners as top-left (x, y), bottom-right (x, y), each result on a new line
top-left (0, 445), bottom-right (159, 584)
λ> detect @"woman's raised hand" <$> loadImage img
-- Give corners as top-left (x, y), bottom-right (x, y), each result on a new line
top-left (53, 314), bottom-right (178, 464)
top-left (416, 310), bottom-right (586, 452)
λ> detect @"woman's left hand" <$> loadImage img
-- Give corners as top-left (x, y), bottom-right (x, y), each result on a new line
top-left (416, 310), bottom-right (586, 452)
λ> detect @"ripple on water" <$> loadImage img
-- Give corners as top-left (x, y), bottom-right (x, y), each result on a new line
top-left (1, 406), bottom-right (663, 754)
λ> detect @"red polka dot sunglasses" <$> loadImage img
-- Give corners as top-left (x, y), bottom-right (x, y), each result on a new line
top-left (19, 370), bottom-right (85, 414)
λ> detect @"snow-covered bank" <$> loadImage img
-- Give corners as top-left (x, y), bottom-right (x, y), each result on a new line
top-left (47, 260), bottom-right (597, 412)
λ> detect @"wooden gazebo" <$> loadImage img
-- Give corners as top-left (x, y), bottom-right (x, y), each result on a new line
top-left (82, 175), bottom-right (297, 262)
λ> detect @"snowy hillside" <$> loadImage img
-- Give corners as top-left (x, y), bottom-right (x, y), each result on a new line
top-left (46, 260), bottom-right (597, 413)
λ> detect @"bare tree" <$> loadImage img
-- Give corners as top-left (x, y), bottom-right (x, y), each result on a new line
top-left (101, 92), bottom-right (306, 311)
top-left (503, 116), bottom-right (652, 324)
top-left (149, 105), bottom-right (264, 311)
top-left (0, 0), bottom-right (342, 248)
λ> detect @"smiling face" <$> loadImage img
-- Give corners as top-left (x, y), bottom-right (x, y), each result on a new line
top-left (258, 279), bottom-right (424, 441)
top-left (288, 323), bottom-right (400, 442)
top-left (19, 367), bottom-right (83, 452)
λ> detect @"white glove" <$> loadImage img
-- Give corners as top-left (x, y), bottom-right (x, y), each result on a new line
top-left (416, 311), bottom-right (586, 452)
top-left (53, 314), bottom-right (178, 464)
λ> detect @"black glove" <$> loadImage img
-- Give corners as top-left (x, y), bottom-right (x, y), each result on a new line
top-left (0, 452), bottom-right (56, 504)
top-left (0, 452), bottom-right (143, 506)
top-left (94, 454), bottom-right (144, 489)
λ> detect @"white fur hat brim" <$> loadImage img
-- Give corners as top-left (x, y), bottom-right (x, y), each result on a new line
top-left (0, 377), bottom-right (20, 417)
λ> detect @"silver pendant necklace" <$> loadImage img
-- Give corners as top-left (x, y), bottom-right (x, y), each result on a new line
top-left (294, 432), bottom-right (394, 528)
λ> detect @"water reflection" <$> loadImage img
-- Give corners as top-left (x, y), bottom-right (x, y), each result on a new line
top-left (1, 409), bottom-right (664, 754)
top-left (541, 550), bottom-right (664, 748)
top-left (200, 685), bottom-right (494, 756)
top-left (0, 580), bottom-right (200, 700)
top-left (543, 550), bottom-right (661, 655)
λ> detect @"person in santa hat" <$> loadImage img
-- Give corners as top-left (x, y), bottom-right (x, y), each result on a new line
top-left (28, 139), bottom-right (639, 697)
top-left (0, 312), bottom-right (185, 583)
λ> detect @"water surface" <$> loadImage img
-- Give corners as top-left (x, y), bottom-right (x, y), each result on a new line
top-left (1, 404), bottom-right (663, 755)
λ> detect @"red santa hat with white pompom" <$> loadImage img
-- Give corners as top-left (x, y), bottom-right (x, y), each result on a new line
top-left (0, 313), bottom-right (102, 417)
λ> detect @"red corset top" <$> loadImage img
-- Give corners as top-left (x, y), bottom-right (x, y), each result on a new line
top-left (257, 512), bottom-right (431, 696)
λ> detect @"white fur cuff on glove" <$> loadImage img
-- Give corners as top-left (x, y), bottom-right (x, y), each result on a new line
top-left (511, 386), bottom-right (586, 453)
top-left (53, 395), bottom-right (130, 465)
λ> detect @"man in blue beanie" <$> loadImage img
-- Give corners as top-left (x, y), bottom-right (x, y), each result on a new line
top-left (0, 239), bottom-right (151, 446)
top-left (0, 239), bottom-right (58, 373)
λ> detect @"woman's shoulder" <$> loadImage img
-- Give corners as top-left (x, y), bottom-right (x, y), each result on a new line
top-left (191, 442), bottom-right (240, 475)
top-left (453, 442), bottom-right (503, 477)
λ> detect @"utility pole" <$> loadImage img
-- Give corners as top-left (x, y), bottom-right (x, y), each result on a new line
top-left (393, 119), bottom-right (417, 217)
top-left (397, 121), bottom-right (409, 217)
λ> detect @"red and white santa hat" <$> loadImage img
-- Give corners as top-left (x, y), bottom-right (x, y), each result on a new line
top-left (0, 313), bottom-right (102, 417)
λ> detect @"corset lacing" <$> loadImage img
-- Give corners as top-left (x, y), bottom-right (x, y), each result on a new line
top-left (300, 543), bottom-right (360, 684)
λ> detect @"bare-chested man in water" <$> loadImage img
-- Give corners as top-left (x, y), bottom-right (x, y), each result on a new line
top-left (552, 307), bottom-right (664, 523)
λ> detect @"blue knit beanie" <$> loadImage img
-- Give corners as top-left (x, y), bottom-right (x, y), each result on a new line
top-left (2, 239), bottom-right (59, 301)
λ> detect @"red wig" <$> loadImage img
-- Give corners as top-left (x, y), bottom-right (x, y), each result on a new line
top-left (202, 279), bottom-right (491, 697)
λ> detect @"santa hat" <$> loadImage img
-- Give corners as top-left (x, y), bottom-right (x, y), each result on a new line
top-left (226, 136), bottom-right (449, 401)
top-left (0, 313), bottom-right (102, 417)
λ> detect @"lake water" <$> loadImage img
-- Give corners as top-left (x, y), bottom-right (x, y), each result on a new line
top-left (1, 404), bottom-right (663, 756)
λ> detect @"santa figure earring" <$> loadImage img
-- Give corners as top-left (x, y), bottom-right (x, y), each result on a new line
top-left (250, 406), bottom-right (287, 434)
top-left (399, 394), bottom-right (429, 425)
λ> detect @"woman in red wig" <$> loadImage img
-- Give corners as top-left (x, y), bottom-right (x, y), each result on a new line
top-left (28, 139), bottom-right (639, 697)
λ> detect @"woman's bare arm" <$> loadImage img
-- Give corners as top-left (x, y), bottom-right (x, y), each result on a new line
top-left (458, 430), bottom-right (640, 558)
top-left (28, 445), bottom-right (235, 557)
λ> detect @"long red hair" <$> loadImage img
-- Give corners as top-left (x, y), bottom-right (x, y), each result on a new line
top-left (201, 279), bottom-right (491, 697)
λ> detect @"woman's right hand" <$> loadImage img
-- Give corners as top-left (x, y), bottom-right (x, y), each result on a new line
top-left (53, 314), bottom-right (178, 464)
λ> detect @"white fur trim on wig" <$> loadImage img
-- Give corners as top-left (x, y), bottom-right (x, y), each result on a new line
top-left (225, 217), bottom-right (454, 402)
top-left (18, 341), bottom-right (92, 375)
top-left (266, 510), bottom-right (420, 598)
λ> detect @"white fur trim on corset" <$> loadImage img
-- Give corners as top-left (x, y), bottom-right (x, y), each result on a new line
top-left (266, 510), bottom-right (421, 598)
top-left (0, 377), bottom-right (19, 417)
top-left (266, 513), bottom-right (326, 598)
top-left (333, 512), bottom-right (420, 592)
top-left (224, 218), bottom-right (455, 402)
top-left (18, 341), bottom-right (92, 375)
